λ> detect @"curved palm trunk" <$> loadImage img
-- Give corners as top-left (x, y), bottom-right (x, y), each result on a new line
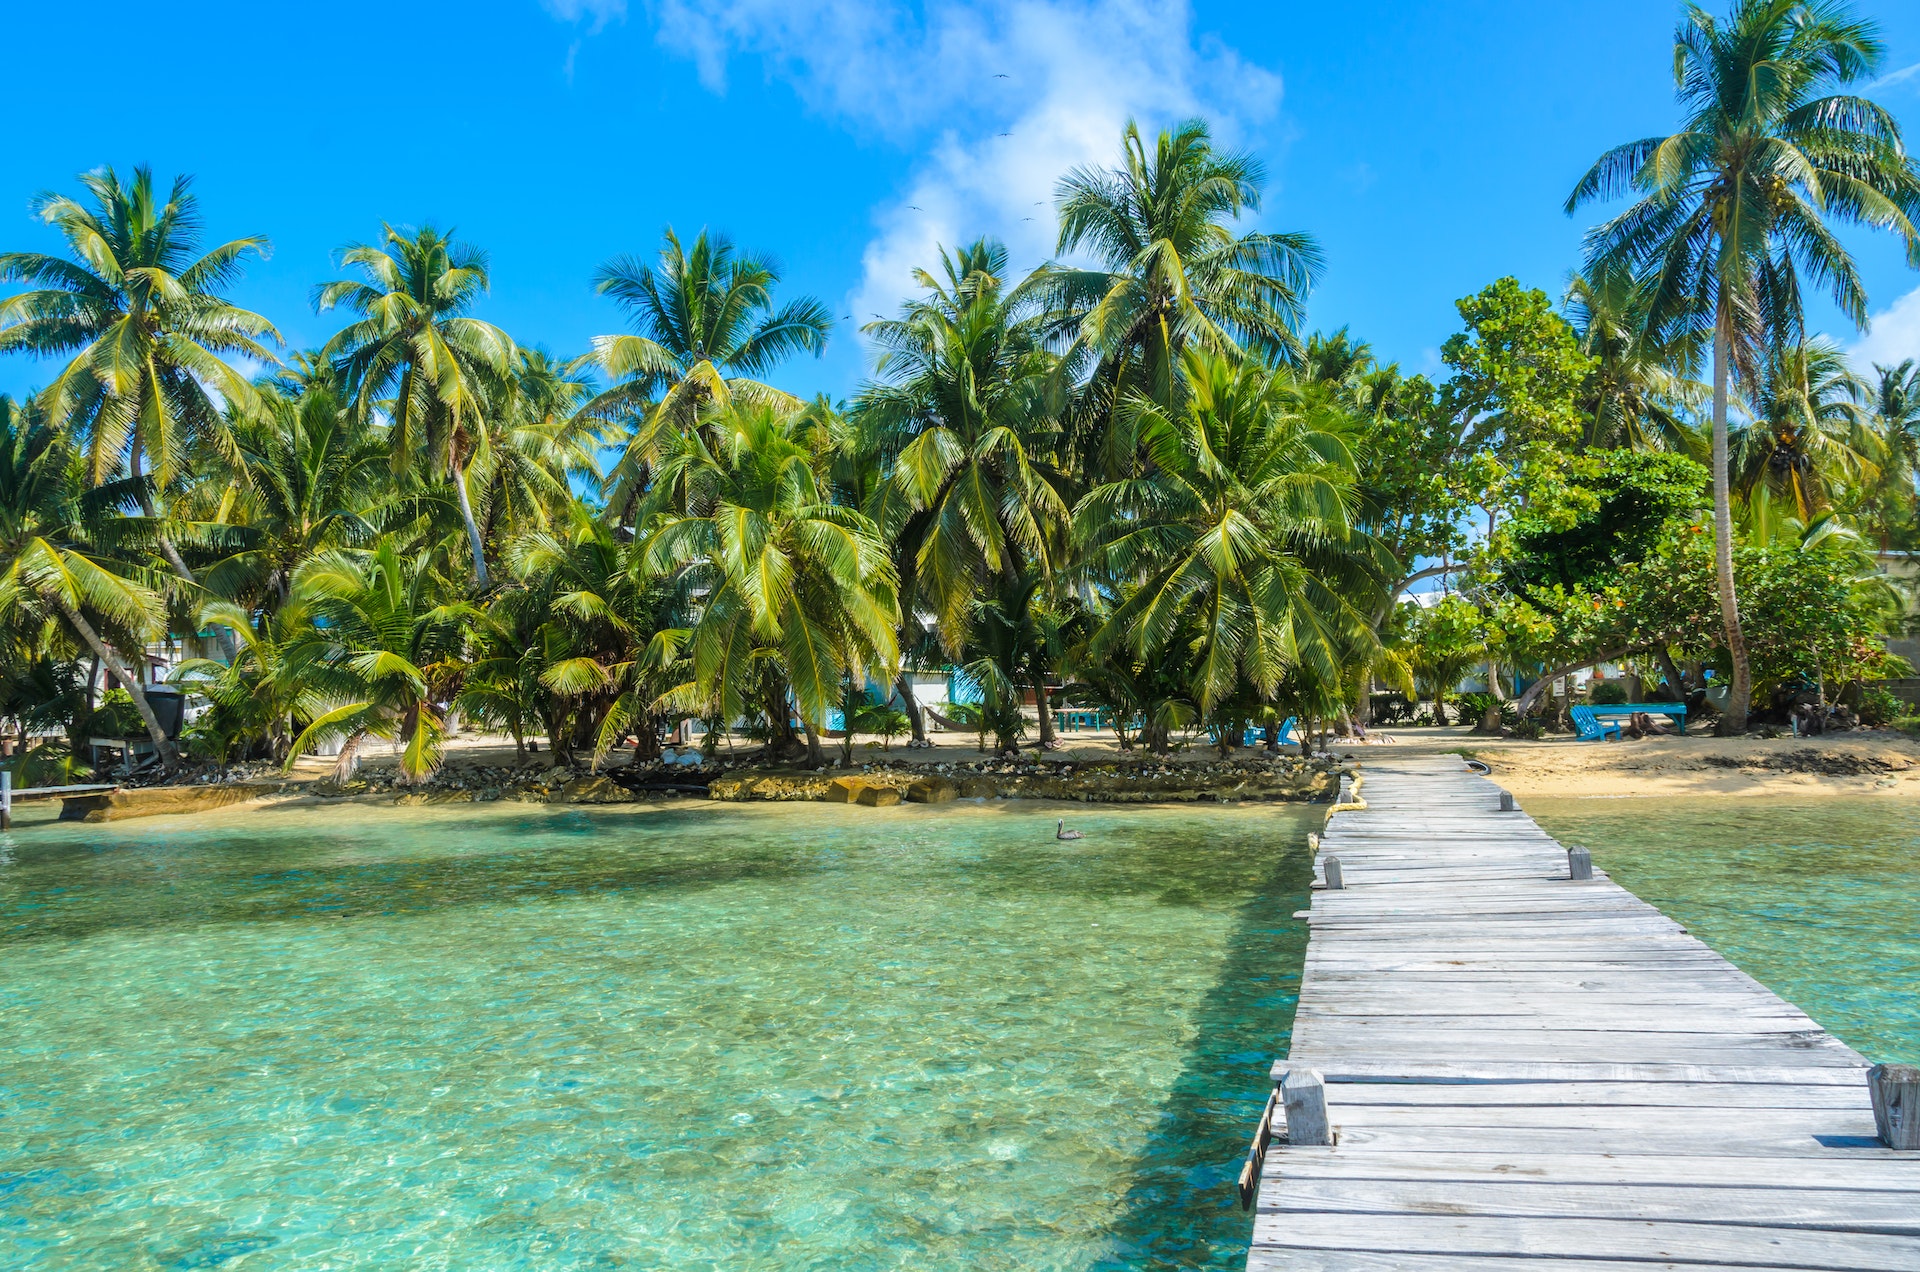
top-left (451, 457), bottom-right (491, 588)
top-left (1711, 322), bottom-right (1752, 731)
top-left (51, 596), bottom-right (175, 774)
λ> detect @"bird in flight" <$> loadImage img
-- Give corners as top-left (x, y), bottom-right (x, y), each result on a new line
top-left (999, 132), bottom-right (1012, 137)
top-left (993, 73), bottom-right (1009, 79)
top-left (907, 205), bottom-right (921, 211)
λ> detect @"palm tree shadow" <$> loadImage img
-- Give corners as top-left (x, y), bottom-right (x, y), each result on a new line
top-left (1086, 835), bottom-right (1314, 1270)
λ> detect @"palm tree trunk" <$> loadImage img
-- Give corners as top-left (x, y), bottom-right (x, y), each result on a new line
top-left (451, 457), bottom-right (491, 588)
top-left (51, 596), bottom-right (175, 773)
top-left (1032, 677), bottom-right (1057, 750)
top-left (802, 717), bottom-right (826, 768)
top-left (1711, 321), bottom-right (1752, 731)
top-left (128, 441), bottom-right (197, 585)
top-left (895, 673), bottom-right (927, 746)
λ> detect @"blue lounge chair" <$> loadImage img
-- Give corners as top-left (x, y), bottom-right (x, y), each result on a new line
top-left (1570, 705), bottom-right (1622, 741)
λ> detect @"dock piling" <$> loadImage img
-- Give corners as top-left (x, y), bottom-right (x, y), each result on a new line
top-left (1871, 1064), bottom-right (1920, 1149)
top-left (1279, 1068), bottom-right (1331, 1146)
top-left (1498, 789), bottom-right (1516, 812)
top-left (1567, 846), bottom-right (1593, 881)
top-left (1322, 855), bottom-right (1343, 890)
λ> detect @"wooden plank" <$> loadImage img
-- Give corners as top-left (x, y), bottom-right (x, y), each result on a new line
top-left (1250, 1214), bottom-right (1920, 1271)
top-left (1241, 756), bottom-right (1919, 1272)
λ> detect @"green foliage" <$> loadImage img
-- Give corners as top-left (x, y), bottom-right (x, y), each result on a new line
top-left (1855, 685), bottom-right (1901, 727)
top-left (1503, 449), bottom-right (1710, 593)
top-left (1588, 681), bottom-right (1630, 706)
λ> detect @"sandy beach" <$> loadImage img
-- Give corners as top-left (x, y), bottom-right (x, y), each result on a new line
top-left (1366, 725), bottom-right (1920, 800)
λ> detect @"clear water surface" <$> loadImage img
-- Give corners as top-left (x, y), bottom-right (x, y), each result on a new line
top-left (1529, 796), bottom-right (1920, 1067)
top-left (0, 798), bottom-right (1316, 1271)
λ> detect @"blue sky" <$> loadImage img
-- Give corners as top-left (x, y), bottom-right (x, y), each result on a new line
top-left (4, 0), bottom-right (1919, 404)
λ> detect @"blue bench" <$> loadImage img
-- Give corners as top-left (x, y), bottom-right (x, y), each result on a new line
top-left (1593, 702), bottom-right (1688, 735)
top-left (1571, 702), bottom-right (1688, 741)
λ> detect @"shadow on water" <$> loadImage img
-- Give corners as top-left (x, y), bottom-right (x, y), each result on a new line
top-left (1088, 828), bottom-right (1315, 1271)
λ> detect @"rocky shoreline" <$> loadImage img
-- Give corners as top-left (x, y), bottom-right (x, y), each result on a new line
top-left (288, 751), bottom-right (1350, 807)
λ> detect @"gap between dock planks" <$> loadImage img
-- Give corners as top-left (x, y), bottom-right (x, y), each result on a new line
top-left (1248, 755), bottom-right (1919, 1272)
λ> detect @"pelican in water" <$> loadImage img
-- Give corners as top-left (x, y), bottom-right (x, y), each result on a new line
top-left (1056, 820), bottom-right (1083, 841)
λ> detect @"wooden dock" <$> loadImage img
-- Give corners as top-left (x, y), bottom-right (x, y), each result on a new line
top-left (1248, 755), bottom-right (1920, 1271)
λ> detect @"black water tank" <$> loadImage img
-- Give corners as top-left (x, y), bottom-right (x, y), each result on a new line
top-left (145, 686), bottom-right (186, 741)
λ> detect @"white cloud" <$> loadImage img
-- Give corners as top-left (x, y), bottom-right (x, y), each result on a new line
top-left (541, 0), bottom-right (626, 33)
top-left (1871, 60), bottom-right (1920, 90)
top-left (643, 0), bottom-right (1283, 344)
top-left (1852, 285), bottom-right (1920, 371)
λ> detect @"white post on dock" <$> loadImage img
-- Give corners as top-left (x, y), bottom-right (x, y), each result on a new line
top-left (1498, 790), bottom-right (1516, 812)
top-left (1870, 1064), bottom-right (1920, 1149)
top-left (1, 769), bottom-right (10, 832)
top-left (1567, 847), bottom-right (1593, 881)
top-left (1323, 856), bottom-right (1344, 890)
top-left (1280, 1068), bottom-right (1332, 1146)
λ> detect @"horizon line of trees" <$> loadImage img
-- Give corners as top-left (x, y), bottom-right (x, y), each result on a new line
top-left (3, 0), bottom-right (1919, 785)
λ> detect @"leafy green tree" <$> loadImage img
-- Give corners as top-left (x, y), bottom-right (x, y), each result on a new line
top-left (469, 348), bottom-right (602, 556)
top-left (1401, 597), bottom-right (1486, 725)
top-left (0, 166), bottom-right (280, 581)
top-left (1502, 449), bottom-right (1711, 593)
top-left (315, 224), bottom-right (516, 587)
top-left (1076, 348), bottom-right (1388, 722)
top-left (1568, 0), bottom-right (1920, 729)
top-left (580, 229), bottom-right (832, 517)
top-left (1049, 119), bottom-right (1322, 478)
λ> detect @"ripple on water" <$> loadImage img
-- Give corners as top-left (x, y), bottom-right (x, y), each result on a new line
top-left (0, 799), bottom-right (1315, 1270)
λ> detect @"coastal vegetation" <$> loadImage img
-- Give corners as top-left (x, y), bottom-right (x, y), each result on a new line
top-left (2, 0), bottom-right (1918, 786)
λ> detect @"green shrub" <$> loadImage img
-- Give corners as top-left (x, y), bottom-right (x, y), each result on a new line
top-left (1589, 681), bottom-right (1630, 705)
top-left (1456, 691), bottom-right (1498, 720)
top-left (1857, 685), bottom-right (1902, 727)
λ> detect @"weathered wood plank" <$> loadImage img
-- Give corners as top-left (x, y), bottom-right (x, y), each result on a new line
top-left (1243, 756), bottom-right (1918, 1272)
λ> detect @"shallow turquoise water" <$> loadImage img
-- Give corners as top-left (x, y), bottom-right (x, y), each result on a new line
top-left (0, 799), bottom-right (1315, 1271)
top-left (1529, 796), bottom-right (1920, 1066)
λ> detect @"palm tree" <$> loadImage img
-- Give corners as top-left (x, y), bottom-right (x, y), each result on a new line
top-left (1731, 338), bottom-right (1877, 520)
top-left (1075, 348), bottom-right (1387, 724)
top-left (0, 166), bottom-right (280, 580)
top-left (176, 601), bottom-right (323, 766)
top-left (1854, 359), bottom-right (1920, 545)
top-left (1563, 264), bottom-right (1704, 453)
top-left (201, 357), bottom-right (393, 609)
top-left (579, 228), bottom-right (833, 517)
top-left (637, 402), bottom-right (898, 766)
top-left (314, 223), bottom-right (515, 587)
top-left (0, 393), bottom-right (177, 769)
top-left (1567, 0), bottom-right (1920, 729)
top-left (856, 239), bottom-right (1069, 652)
top-left (484, 511), bottom-right (687, 767)
top-left (1048, 118), bottom-right (1323, 478)
top-left (284, 541), bottom-right (475, 783)
top-left (468, 348), bottom-right (602, 556)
